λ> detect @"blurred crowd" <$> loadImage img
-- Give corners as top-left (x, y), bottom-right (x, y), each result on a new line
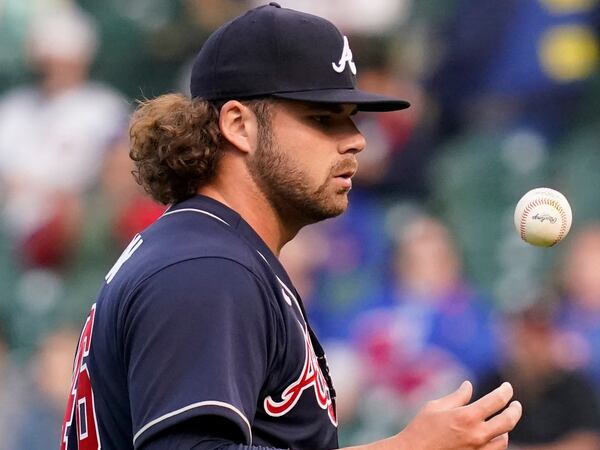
top-left (3, 0), bottom-right (600, 448)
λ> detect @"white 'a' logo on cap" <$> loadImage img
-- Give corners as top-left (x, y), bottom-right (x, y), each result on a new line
top-left (332, 35), bottom-right (357, 75)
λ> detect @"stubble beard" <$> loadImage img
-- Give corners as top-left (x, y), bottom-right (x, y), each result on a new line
top-left (247, 125), bottom-right (349, 226)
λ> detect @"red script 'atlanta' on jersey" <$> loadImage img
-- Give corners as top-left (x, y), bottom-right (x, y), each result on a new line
top-left (264, 322), bottom-right (337, 426)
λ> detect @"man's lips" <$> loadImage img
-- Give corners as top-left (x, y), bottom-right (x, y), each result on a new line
top-left (331, 164), bottom-right (357, 190)
top-left (332, 160), bottom-right (358, 179)
top-left (334, 169), bottom-right (356, 179)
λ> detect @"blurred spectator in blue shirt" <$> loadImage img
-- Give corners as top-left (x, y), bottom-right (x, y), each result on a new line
top-left (334, 215), bottom-right (498, 442)
top-left (354, 215), bottom-right (498, 382)
top-left (297, 191), bottom-right (394, 344)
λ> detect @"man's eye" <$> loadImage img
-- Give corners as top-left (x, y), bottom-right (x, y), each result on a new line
top-left (312, 115), bottom-right (332, 124)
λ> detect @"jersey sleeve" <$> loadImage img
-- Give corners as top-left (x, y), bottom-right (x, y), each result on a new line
top-left (121, 257), bottom-right (277, 448)
top-left (139, 414), bottom-right (286, 450)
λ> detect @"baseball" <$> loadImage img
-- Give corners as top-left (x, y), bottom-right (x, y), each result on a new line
top-left (514, 187), bottom-right (573, 247)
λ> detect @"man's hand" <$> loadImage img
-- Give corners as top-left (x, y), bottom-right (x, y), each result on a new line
top-left (371, 381), bottom-right (522, 450)
top-left (399, 381), bottom-right (521, 449)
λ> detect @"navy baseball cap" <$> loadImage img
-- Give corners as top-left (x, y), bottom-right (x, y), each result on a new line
top-left (190, 2), bottom-right (410, 112)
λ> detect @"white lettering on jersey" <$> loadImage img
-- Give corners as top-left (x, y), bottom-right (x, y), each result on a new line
top-left (332, 36), bottom-right (357, 75)
top-left (256, 250), bottom-right (299, 310)
top-left (105, 234), bottom-right (143, 284)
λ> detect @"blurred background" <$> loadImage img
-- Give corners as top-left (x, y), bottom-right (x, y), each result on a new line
top-left (2, 0), bottom-right (600, 448)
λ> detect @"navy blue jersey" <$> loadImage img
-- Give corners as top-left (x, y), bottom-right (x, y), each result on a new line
top-left (60, 195), bottom-right (337, 450)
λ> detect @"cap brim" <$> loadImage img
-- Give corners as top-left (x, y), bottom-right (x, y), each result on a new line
top-left (272, 88), bottom-right (410, 112)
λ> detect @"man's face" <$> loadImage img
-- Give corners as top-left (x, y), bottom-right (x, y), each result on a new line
top-left (247, 100), bottom-right (366, 226)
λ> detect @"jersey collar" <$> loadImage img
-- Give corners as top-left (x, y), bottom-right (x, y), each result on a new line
top-left (166, 195), bottom-right (294, 286)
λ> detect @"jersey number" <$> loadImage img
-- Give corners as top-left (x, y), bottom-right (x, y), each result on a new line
top-left (60, 304), bottom-right (101, 450)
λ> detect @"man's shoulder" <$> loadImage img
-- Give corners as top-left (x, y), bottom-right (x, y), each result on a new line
top-left (103, 209), bottom-right (265, 293)
top-left (146, 209), bottom-right (259, 264)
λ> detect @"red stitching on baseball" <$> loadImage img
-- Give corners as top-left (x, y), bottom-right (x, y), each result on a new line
top-left (519, 197), bottom-right (567, 245)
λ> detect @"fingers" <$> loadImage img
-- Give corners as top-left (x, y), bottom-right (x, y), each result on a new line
top-left (483, 433), bottom-right (509, 450)
top-left (484, 401), bottom-right (523, 438)
top-left (404, 382), bottom-right (521, 450)
top-left (429, 380), bottom-right (473, 410)
top-left (467, 382), bottom-right (514, 420)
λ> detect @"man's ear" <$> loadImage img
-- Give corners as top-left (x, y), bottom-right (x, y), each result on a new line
top-left (219, 100), bottom-right (258, 154)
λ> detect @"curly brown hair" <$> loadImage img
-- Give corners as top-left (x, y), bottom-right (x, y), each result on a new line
top-left (129, 93), bottom-right (271, 205)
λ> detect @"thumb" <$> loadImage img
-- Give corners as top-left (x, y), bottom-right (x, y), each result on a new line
top-left (431, 380), bottom-right (473, 410)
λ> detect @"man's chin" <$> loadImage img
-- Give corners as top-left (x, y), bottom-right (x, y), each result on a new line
top-left (331, 192), bottom-right (350, 214)
top-left (310, 199), bottom-right (348, 222)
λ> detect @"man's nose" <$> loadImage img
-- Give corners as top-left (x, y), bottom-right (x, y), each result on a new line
top-left (339, 124), bottom-right (366, 155)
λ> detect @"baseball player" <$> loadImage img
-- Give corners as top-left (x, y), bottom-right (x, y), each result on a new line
top-left (60, 3), bottom-right (522, 450)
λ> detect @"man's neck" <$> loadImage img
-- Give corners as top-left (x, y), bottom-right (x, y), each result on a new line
top-left (198, 182), bottom-right (298, 256)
